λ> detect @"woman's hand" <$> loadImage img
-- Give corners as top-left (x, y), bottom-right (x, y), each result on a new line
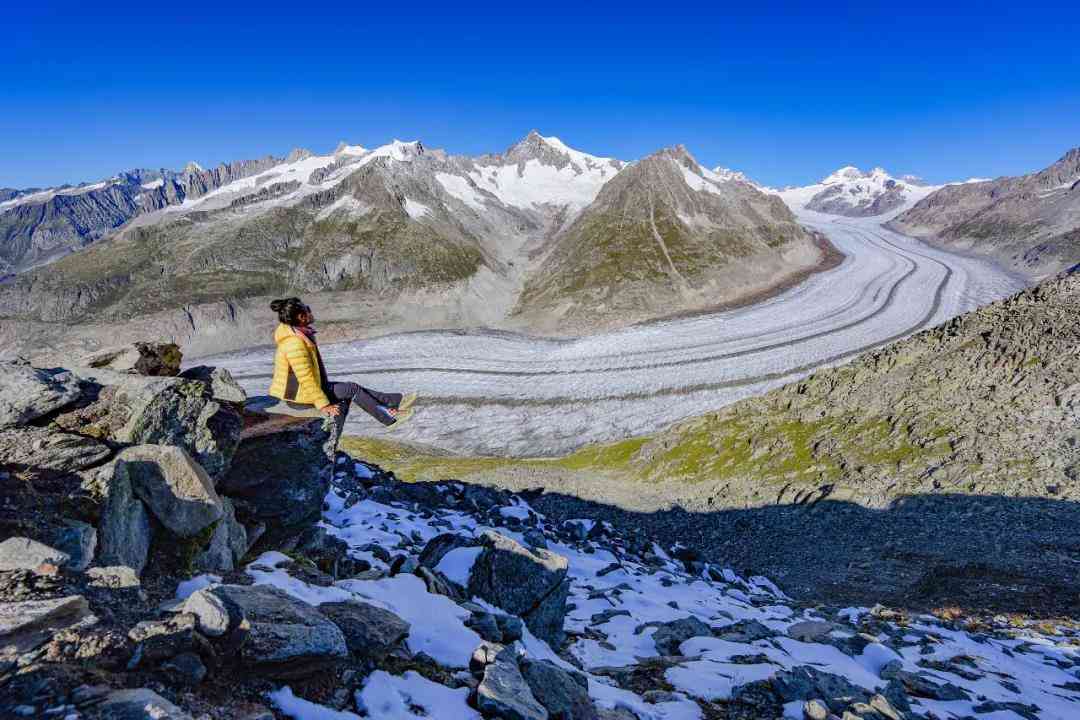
top-left (320, 404), bottom-right (342, 417)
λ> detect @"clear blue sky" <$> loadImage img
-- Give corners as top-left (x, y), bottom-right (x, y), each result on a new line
top-left (4, 1), bottom-right (1078, 189)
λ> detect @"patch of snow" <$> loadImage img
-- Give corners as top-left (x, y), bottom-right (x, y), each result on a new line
top-left (436, 172), bottom-right (488, 210)
top-left (174, 574), bottom-right (220, 600)
top-left (338, 574), bottom-right (482, 668)
top-left (356, 670), bottom-right (480, 720)
top-left (269, 686), bottom-right (361, 720)
top-left (141, 178), bottom-right (164, 190)
top-left (434, 546), bottom-right (482, 587)
top-left (403, 198), bottom-right (431, 219)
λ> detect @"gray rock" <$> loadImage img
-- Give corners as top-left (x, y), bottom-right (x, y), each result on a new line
top-left (715, 619), bottom-right (777, 642)
top-left (0, 426), bottom-right (111, 475)
top-left (94, 688), bottom-right (193, 720)
top-left (161, 651), bottom-right (207, 686)
top-left (86, 565), bottom-right (142, 589)
top-left (0, 537), bottom-right (70, 572)
top-left (787, 620), bottom-right (834, 643)
top-left (120, 444), bottom-right (224, 538)
top-left (768, 666), bottom-right (871, 713)
top-left (182, 587), bottom-right (231, 637)
top-left (0, 595), bottom-right (95, 660)
top-left (0, 362), bottom-right (83, 428)
top-left (881, 666), bottom-right (969, 701)
top-left (219, 397), bottom-right (348, 546)
top-left (317, 601), bottom-right (410, 663)
top-left (183, 584), bottom-right (347, 677)
top-left (476, 646), bottom-right (549, 720)
top-left (179, 365), bottom-right (246, 403)
top-left (520, 657), bottom-right (597, 720)
top-left (53, 520), bottom-right (97, 572)
top-left (81, 342), bottom-right (182, 377)
top-left (194, 496), bottom-right (247, 573)
top-left (465, 610), bottom-right (503, 643)
top-left (468, 530), bottom-right (570, 647)
top-left (651, 616), bottom-right (712, 656)
top-left (82, 456), bottom-right (151, 575)
top-left (496, 613), bottom-right (525, 643)
top-left (60, 367), bottom-right (242, 481)
top-left (127, 613), bottom-right (197, 667)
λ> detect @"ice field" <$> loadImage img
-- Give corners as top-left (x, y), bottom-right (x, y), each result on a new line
top-left (207, 211), bottom-right (1026, 456)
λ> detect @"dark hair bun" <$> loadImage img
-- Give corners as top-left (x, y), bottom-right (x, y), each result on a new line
top-left (270, 297), bottom-right (307, 326)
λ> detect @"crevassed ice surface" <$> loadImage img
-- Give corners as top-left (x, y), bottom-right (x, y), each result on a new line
top-left (207, 211), bottom-right (1026, 456)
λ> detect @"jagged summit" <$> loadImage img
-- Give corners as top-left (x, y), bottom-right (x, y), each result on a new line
top-left (182, 160), bottom-right (205, 174)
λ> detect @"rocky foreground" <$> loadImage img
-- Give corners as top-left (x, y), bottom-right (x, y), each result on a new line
top-left (2, 345), bottom-right (1079, 720)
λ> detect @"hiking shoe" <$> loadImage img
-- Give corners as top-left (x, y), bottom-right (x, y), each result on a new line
top-left (398, 392), bottom-right (418, 413)
top-left (385, 408), bottom-right (415, 431)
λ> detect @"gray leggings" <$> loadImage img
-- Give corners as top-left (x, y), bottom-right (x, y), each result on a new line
top-left (326, 381), bottom-right (403, 426)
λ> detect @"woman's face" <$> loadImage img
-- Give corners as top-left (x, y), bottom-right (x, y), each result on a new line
top-left (298, 306), bottom-right (314, 325)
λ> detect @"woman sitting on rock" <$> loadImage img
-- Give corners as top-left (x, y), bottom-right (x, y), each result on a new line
top-left (268, 297), bottom-right (416, 428)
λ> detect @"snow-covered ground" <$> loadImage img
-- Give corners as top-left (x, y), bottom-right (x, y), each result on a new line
top-left (232, 463), bottom-right (1080, 720)
top-left (206, 211), bottom-right (1026, 456)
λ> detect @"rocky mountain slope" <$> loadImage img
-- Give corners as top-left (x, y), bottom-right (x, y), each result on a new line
top-left (0, 156), bottom-right (287, 274)
top-left (777, 166), bottom-right (942, 217)
top-left (887, 147), bottom-right (1080, 279)
top-left (0, 134), bottom-right (830, 361)
top-left (3, 343), bottom-right (1078, 720)
top-left (516, 146), bottom-right (823, 330)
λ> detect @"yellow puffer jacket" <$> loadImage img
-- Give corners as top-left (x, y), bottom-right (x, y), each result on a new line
top-left (268, 323), bottom-right (331, 409)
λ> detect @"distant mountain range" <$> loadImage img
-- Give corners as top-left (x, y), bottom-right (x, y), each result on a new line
top-left (3, 134), bottom-right (1076, 359)
top-left (0, 132), bottom-right (825, 358)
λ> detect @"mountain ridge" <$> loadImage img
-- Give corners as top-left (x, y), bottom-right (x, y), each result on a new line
top-left (887, 147), bottom-right (1080, 279)
top-left (0, 133), bottom-right (833, 361)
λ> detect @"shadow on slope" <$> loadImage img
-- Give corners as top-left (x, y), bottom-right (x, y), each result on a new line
top-left (492, 486), bottom-right (1080, 618)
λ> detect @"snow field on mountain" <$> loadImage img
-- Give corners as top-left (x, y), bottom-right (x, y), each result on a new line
top-left (248, 463), bottom-right (1080, 720)
top-left (210, 211), bottom-right (1025, 456)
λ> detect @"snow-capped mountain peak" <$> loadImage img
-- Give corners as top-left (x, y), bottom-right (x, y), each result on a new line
top-left (822, 165), bottom-right (868, 184)
top-left (183, 161), bottom-right (205, 174)
top-left (775, 164), bottom-right (944, 218)
top-left (459, 132), bottom-right (625, 211)
top-left (710, 165), bottom-right (755, 185)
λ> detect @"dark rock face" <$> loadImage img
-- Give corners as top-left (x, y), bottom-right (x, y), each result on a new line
top-left (520, 657), bottom-right (598, 720)
top-left (181, 584), bottom-right (347, 678)
top-left (467, 530), bottom-right (570, 647)
top-left (193, 496), bottom-right (247, 573)
top-left (650, 616), bottom-right (712, 656)
top-left (317, 601), bottom-right (410, 663)
top-left (476, 646), bottom-right (550, 720)
top-left (219, 397), bottom-right (347, 546)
